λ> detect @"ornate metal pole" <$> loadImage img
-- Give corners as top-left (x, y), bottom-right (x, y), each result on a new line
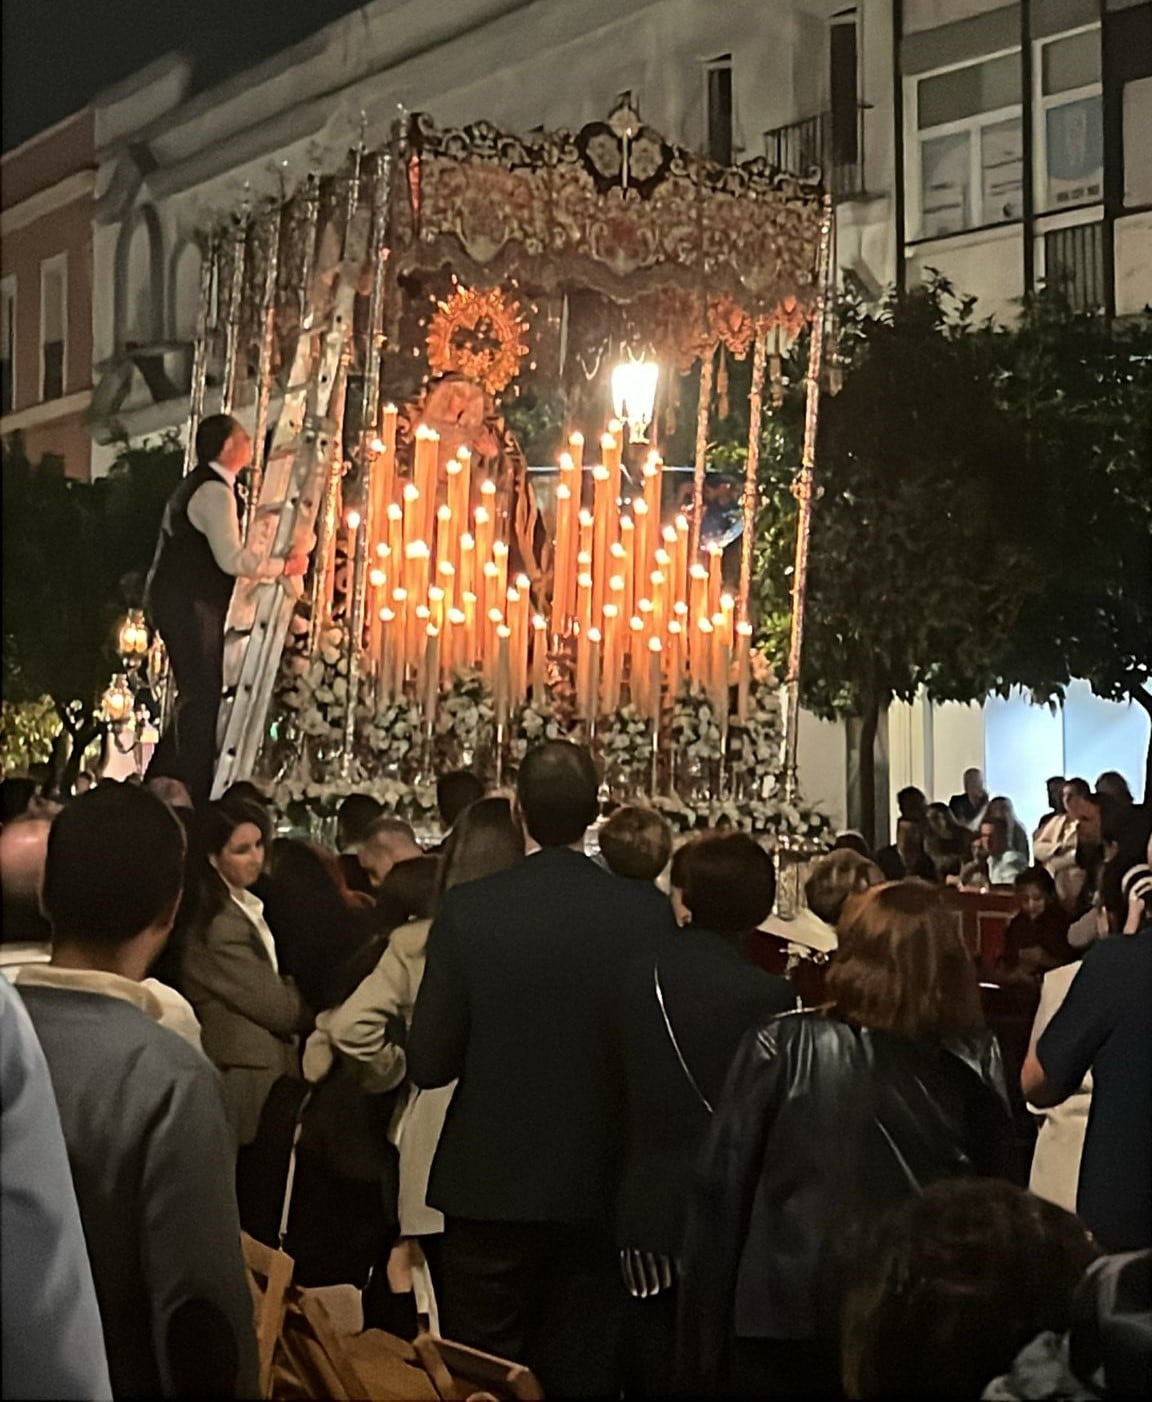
top-left (783, 195), bottom-right (835, 801)
top-left (689, 344), bottom-right (715, 562)
top-left (244, 206), bottom-right (282, 535)
top-left (220, 207), bottom-right (250, 415)
top-left (341, 147), bottom-right (394, 779)
top-left (183, 233), bottom-right (219, 476)
top-left (737, 329), bottom-right (769, 624)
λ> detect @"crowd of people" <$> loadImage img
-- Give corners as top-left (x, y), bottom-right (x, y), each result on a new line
top-left (1, 748), bottom-right (1149, 1400)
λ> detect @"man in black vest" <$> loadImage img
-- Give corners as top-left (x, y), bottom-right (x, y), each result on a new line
top-left (145, 415), bottom-right (308, 806)
top-left (407, 741), bottom-right (675, 1398)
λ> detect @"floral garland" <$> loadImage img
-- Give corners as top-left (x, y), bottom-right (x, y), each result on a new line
top-left (597, 704), bottom-right (655, 772)
top-left (270, 773), bottom-right (439, 831)
top-left (650, 791), bottom-right (832, 844)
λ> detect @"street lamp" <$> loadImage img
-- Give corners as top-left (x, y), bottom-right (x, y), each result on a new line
top-left (100, 674), bottom-right (135, 727)
top-left (117, 609), bottom-right (150, 662)
top-left (611, 352), bottom-right (659, 443)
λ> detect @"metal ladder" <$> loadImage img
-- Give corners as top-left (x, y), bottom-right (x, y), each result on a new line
top-left (210, 207), bottom-right (369, 800)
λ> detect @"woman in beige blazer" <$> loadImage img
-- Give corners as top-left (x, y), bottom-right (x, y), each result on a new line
top-left (183, 800), bottom-right (311, 1149)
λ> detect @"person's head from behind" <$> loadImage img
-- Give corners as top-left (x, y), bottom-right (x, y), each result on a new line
top-left (1014, 865), bottom-right (1057, 923)
top-left (977, 815), bottom-right (1009, 859)
top-left (832, 830), bottom-right (872, 859)
top-left (924, 802), bottom-right (959, 841)
top-left (376, 854), bottom-right (441, 926)
top-left (145, 775), bottom-right (194, 812)
top-left (269, 837), bottom-right (357, 905)
top-left (670, 830), bottom-right (776, 933)
top-left (436, 769), bottom-right (486, 832)
top-left (804, 849), bottom-right (885, 928)
top-left (195, 412), bottom-right (250, 474)
top-left (0, 776), bottom-right (38, 825)
top-left (220, 779), bottom-right (269, 810)
top-left (984, 795), bottom-right (1016, 828)
top-left (1095, 770), bottom-right (1133, 808)
top-left (0, 816), bottom-right (53, 946)
top-left (41, 786), bottom-right (186, 977)
top-left (598, 805), bottom-right (673, 882)
top-left (841, 1179), bottom-right (1097, 1400)
top-left (896, 786), bottom-right (927, 823)
top-left (515, 741), bottom-right (599, 849)
top-left (336, 792), bottom-right (383, 851)
top-left (1046, 774), bottom-right (1066, 813)
top-left (358, 816), bottom-right (422, 888)
top-left (1098, 859), bottom-right (1152, 937)
top-left (198, 798), bottom-right (270, 907)
top-left (440, 796), bottom-right (524, 896)
top-left (828, 880), bottom-right (982, 1038)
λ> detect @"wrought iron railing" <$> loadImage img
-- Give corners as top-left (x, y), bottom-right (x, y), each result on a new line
top-left (763, 105), bottom-right (868, 199)
top-left (1043, 221), bottom-right (1106, 313)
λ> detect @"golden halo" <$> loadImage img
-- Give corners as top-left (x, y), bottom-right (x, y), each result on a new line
top-left (426, 285), bottom-right (530, 396)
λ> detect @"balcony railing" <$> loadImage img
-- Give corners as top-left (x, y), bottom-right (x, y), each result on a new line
top-left (763, 104), bottom-right (869, 200)
top-left (1043, 221), bottom-right (1106, 313)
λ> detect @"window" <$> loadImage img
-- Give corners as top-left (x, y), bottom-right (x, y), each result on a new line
top-left (705, 55), bottom-right (733, 165)
top-left (909, 50), bottom-right (1023, 238)
top-left (830, 10), bottom-right (860, 166)
top-left (0, 277), bottom-right (14, 416)
top-left (1034, 26), bottom-right (1103, 211)
top-left (40, 256), bottom-right (67, 402)
top-left (1044, 221), bottom-right (1105, 311)
top-left (1123, 76), bottom-right (1152, 207)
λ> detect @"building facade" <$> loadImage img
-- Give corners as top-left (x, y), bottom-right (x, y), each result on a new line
top-left (1, 109), bottom-right (97, 479)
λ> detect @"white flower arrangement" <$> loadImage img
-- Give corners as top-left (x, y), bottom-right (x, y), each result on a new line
top-left (436, 668), bottom-right (494, 752)
top-left (668, 687), bottom-right (725, 762)
top-left (364, 696), bottom-right (423, 769)
top-left (275, 624), bottom-right (348, 742)
top-left (598, 704), bottom-right (655, 771)
top-left (509, 698), bottom-right (570, 758)
top-left (649, 789), bottom-right (833, 844)
top-left (270, 773), bottom-right (439, 830)
top-left (728, 680), bottom-right (784, 774)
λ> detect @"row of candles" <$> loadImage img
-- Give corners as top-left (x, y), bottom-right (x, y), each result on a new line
top-left (353, 410), bottom-right (755, 729)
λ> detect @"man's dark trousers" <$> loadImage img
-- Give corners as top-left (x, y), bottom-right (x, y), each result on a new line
top-left (146, 598), bottom-right (225, 807)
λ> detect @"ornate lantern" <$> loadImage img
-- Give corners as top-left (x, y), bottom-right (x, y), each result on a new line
top-left (100, 674), bottom-right (135, 726)
top-left (117, 609), bottom-right (150, 662)
top-left (611, 353), bottom-right (659, 443)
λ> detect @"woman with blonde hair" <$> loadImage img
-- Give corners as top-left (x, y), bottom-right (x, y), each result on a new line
top-left (678, 880), bottom-right (1015, 1398)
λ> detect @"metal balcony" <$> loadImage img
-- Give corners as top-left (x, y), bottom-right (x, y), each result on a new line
top-left (763, 105), bottom-right (869, 200)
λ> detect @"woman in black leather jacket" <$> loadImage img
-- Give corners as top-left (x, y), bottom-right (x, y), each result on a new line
top-left (677, 879), bottom-right (1016, 1398)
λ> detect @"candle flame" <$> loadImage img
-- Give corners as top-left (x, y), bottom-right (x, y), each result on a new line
top-left (369, 568), bottom-right (386, 587)
top-left (403, 483), bottom-right (420, 503)
top-left (371, 437), bottom-right (385, 453)
top-left (387, 503), bottom-right (403, 521)
top-left (587, 628), bottom-right (603, 644)
top-left (480, 479), bottom-right (497, 496)
top-left (497, 624), bottom-right (512, 639)
top-left (558, 452), bottom-right (574, 471)
top-left (737, 621), bottom-right (754, 637)
top-left (375, 542), bottom-right (389, 557)
top-left (448, 608), bottom-right (466, 625)
top-left (569, 432), bottom-right (584, 447)
top-left (515, 573), bottom-right (530, 590)
top-left (648, 637), bottom-right (662, 653)
top-left (346, 510), bottom-right (362, 530)
top-left (381, 608), bottom-right (395, 622)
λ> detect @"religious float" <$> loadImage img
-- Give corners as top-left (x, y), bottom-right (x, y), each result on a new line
top-left (127, 102), bottom-right (836, 863)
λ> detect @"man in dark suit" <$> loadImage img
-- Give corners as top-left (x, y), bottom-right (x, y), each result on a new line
top-left (407, 741), bottom-right (673, 1397)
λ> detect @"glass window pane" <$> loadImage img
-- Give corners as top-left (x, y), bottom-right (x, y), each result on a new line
top-left (921, 131), bottom-right (971, 236)
top-left (1041, 29), bottom-right (1100, 97)
top-left (918, 53), bottom-right (1020, 128)
top-left (42, 265), bottom-right (65, 342)
top-left (1123, 76), bottom-right (1152, 208)
top-left (982, 118), bottom-right (1023, 222)
top-left (1045, 95), bottom-right (1104, 207)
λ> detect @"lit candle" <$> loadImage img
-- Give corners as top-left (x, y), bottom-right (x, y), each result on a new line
top-left (712, 612), bottom-right (731, 726)
top-left (435, 503), bottom-right (453, 581)
top-left (735, 620), bottom-right (753, 723)
top-left (577, 509), bottom-right (594, 575)
top-left (480, 560), bottom-right (499, 637)
top-left (422, 624), bottom-right (440, 727)
top-left (377, 606), bottom-right (397, 705)
top-left (428, 584), bottom-right (446, 633)
top-left (513, 575), bottom-right (531, 703)
top-left (531, 614), bottom-right (548, 702)
top-left (568, 431), bottom-right (585, 481)
top-left (553, 475), bottom-right (574, 626)
top-left (632, 497), bottom-right (650, 597)
top-left (672, 514), bottom-right (690, 607)
top-left (720, 592), bottom-right (735, 651)
top-left (386, 503), bottom-right (403, 586)
top-left (602, 423), bottom-right (623, 514)
top-left (458, 532), bottom-right (475, 602)
top-left (448, 446), bottom-right (471, 536)
top-left (414, 425), bottom-right (440, 545)
top-left (462, 590), bottom-right (478, 668)
top-left (583, 626), bottom-right (602, 723)
top-left (592, 462), bottom-right (612, 620)
top-left (446, 606), bottom-right (466, 677)
top-left (647, 636), bottom-right (664, 725)
top-left (402, 481), bottom-right (421, 556)
top-left (391, 587), bottom-right (408, 692)
top-left (438, 559), bottom-right (456, 617)
top-left (602, 601), bottom-right (621, 712)
top-left (576, 567), bottom-right (594, 641)
top-left (629, 616), bottom-right (646, 711)
top-left (619, 515), bottom-right (635, 620)
top-left (697, 616), bottom-right (715, 698)
top-left (506, 587), bottom-right (522, 703)
top-left (494, 624), bottom-right (512, 725)
top-left (707, 544), bottom-right (724, 618)
top-left (486, 607), bottom-right (504, 689)
top-left (492, 539), bottom-right (509, 604)
top-left (474, 503), bottom-right (494, 579)
top-left (667, 619), bottom-right (684, 692)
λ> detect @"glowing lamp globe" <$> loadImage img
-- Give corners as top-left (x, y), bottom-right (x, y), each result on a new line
top-left (101, 674), bottom-right (135, 725)
top-left (611, 356), bottom-right (659, 443)
top-left (117, 609), bottom-right (149, 659)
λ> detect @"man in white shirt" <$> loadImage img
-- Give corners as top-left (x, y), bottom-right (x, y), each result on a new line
top-left (960, 815), bottom-right (1028, 888)
top-left (145, 414), bottom-right (309, 806)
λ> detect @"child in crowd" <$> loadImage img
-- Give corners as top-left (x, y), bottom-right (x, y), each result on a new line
top-left (995, 865), bottom-right (1073, 983)
top-left (598, 805), bottom-right (673, 884)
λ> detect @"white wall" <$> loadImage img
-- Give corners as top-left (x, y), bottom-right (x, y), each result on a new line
top-left (797, 707), bottom-right (849, 830)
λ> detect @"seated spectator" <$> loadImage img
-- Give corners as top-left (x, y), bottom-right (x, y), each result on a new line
top-left (875, 816), bottom-right (937, 882)
top-left (678, 879), bottom-right (1015, 1398)
top-left (15, 785), bottom-right (258, 1397)
top-left (924, 801), bottom-right (970, 881)
top-left (896, 785), bottom-right (927, 823)
top-left (335, 792), bottom-right (384, 895)
top-left (435, 769), bottom-right (486, 836)
top-left (615, 829), bottom-right (791, 1396)
top-left (949, 766), bottom-right (989, 829)
top-left (1036, 775), bottom-right (1067, 830)
top-left (753, 848), bottom-right (884, 1005)
top-left (262, 838), bottom-right (374, 1013)
top-left (358, 816), bottom-right (424, 892)
top-left (986, 795), bottom-right (1031, 861)
top-left (2, 972), bottom-right (112, 1401)
top-left (1035, 778), bottom-right (1085, 911)
top-left (1023, 858), bottom-right (1152, 1252)
top-left (598, 804), bottom-right (673, 883)
top-left (840, 1180), bottom-right (1097, 1399)
top-left (1095, 770), bottom-right (1134, 808)
top-left (832, 830), bottom-right (872, 858)
top-left (960, 815), bottom-right (1028, 888)
top-left (994, 866), bottom-right (1073, 984)
top-left (182, 800), bottom-right (312, 1151)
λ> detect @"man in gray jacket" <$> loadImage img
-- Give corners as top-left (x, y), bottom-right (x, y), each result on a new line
top-left (16, 784), bottom-right (258, 1398)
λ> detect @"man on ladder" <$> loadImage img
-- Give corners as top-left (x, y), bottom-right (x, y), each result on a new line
top-left (145, 414), bottom-right (309, 807)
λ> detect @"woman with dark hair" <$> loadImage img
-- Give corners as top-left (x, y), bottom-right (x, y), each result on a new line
top-left (182, 799), bottom-right (312, 1150)
top-left (304, 796), bottom-right (525, 1329)
top-left (840, 1180), bottom-right (1097, 1399)
top-left (924, 801), bottom-right (970, 881)
top-left (677, 880), bottom-right (1015, 1398)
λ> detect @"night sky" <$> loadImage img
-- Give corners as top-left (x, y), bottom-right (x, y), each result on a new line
top-left (2, 0), bottom-right (369, 152)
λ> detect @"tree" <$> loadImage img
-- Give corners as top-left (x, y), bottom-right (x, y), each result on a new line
top-left (750, 278), bottom-right (1152, 839)
top-left (1, 431), bottom-right (182, 789)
